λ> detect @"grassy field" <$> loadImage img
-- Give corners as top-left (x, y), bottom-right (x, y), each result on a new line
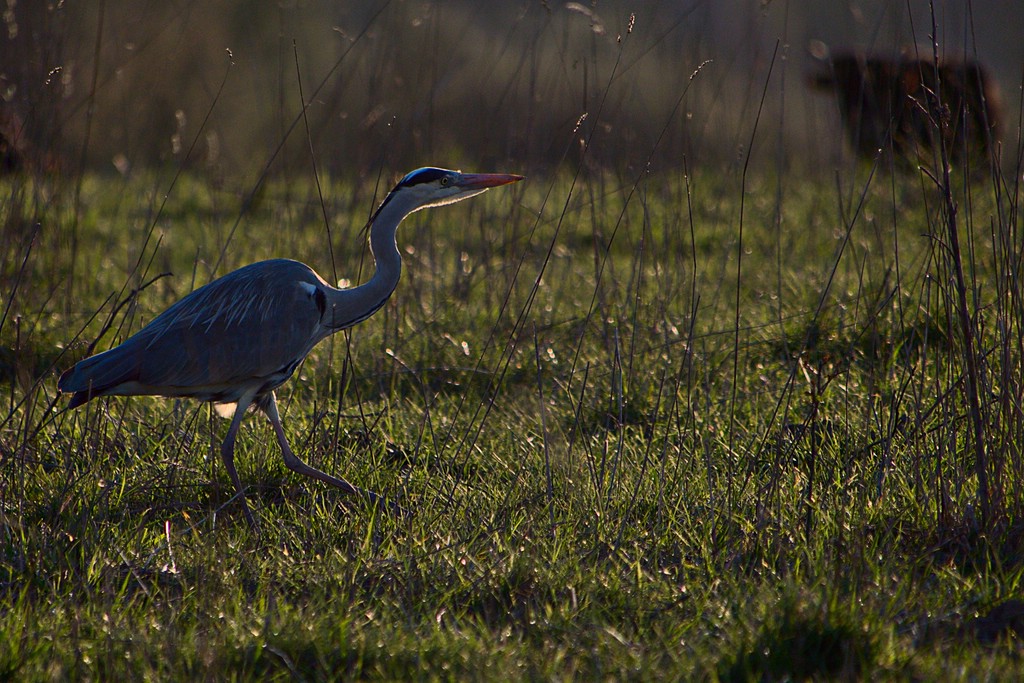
top-left (1, 146), bottom-right (1022, 679)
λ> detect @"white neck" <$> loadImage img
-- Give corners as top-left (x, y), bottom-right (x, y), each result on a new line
top-left (323, 189), bottom-right (423, 330)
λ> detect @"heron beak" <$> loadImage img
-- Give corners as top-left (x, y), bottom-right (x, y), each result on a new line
top-left (456, 172), bottom-right (525, 190)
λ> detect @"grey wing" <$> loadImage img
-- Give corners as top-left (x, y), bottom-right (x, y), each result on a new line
top-left (61, 261), bottom-right (329, 399)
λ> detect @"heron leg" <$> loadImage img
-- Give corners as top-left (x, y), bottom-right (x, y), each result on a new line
top-left (261, 392), bottom-right (401, 514)
top-left (220, 392), bottom-right (257, 527)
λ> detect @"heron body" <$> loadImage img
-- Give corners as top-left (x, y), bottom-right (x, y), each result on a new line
top-left (62, 259), bottom-right (332, 409)
top-left (59, 167), bottom-right (523, 524)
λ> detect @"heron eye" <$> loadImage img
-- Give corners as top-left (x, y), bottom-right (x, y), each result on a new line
top-left (440, 176), bottom-right (450, 187)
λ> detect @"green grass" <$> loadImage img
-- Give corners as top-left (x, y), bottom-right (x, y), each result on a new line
top-left (2, 161), bottom-right (1023, 680)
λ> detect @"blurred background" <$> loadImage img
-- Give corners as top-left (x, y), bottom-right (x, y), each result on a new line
top-left (2, 0), bottom-right (1021, 180)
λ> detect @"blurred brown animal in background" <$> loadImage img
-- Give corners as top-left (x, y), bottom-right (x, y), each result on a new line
top-left (0, 102), bottom-right (65, 176)
top-left (808, 42), bottom-right (1002, 168)
top-left (0, 106), bottom-right (31, 174)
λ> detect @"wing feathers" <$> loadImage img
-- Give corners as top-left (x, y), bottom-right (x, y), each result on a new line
top-left (59, 260), bottom-right (328, 403)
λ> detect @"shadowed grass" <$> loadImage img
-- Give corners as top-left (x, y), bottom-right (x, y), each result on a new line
top-left (3, 149), bottom-right (1023, 678)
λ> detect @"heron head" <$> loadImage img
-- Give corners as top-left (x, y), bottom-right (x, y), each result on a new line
top-left (385, 167), bottom-right (524, 214)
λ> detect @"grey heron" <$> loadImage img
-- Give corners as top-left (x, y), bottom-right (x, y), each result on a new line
top-left (59, 167), bottom-right (523, 525)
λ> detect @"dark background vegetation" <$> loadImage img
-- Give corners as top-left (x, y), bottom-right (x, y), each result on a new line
top-left (4, 0), bottom-right (1022, 179)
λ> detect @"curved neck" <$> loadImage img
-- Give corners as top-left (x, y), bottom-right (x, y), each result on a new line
top-left (324, 190), bottom-right (422, 330)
